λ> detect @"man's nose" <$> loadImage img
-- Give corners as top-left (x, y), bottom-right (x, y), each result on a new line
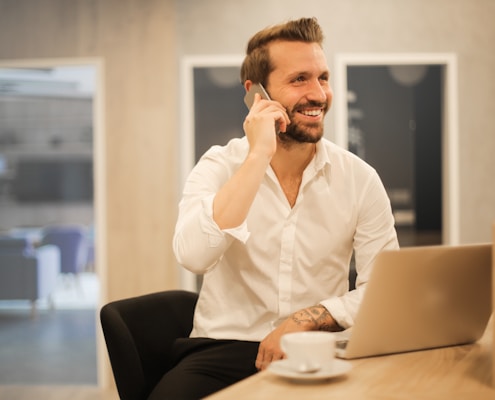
top-left (306, 80), bottom-right (327, 103)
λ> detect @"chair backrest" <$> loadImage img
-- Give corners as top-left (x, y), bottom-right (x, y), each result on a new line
top-left (0, 236), bottom-right (33, 255)
top-left (100, 290), bottom-right (198, 400)
top-left (0, 236), bottom-right (38, 300)
top-left (0, 233), bottom-right (62, 301)
top-left (41, 226), bottom-right (87, 274)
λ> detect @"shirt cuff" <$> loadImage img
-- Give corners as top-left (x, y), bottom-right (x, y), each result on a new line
top-left (319, 297), bottom-right (354, 330)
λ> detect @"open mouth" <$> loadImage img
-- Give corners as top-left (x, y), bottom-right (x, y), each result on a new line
top-left (293, 101), bottom-right (327, 119)
top-left (299, 109), bottom-right (323, 117)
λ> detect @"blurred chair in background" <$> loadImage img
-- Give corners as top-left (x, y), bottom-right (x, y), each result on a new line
top-left (40, 225), bottom-right (88, 292)
top-left (85, 224), bottom-right (95, 272)
top-left (0, 236), bottom-right (60, 316)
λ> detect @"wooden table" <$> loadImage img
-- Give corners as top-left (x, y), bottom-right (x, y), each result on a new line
top-left (207, 317), bottom-right (494, 400)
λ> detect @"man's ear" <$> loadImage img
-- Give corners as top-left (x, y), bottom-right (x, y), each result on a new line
top-left (244, 80), bottom-right (253, 93)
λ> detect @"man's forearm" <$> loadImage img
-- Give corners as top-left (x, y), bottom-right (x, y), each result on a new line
top-left (213, 152), bottom-right (270, 230)
top-left (290, 304), bottom-right (342, 332)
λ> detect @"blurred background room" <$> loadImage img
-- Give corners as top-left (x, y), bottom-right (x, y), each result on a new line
top-left (0, 1), bottom-right (494, 399)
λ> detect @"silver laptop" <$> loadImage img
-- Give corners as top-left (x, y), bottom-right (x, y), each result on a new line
top-left (335, 243), bottom-right (492, 359)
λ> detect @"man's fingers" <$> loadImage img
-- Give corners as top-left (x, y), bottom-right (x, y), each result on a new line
top-left (256, 347), bottom-right (286, 370)
top-left (255, 347), bottom-right (265, 370)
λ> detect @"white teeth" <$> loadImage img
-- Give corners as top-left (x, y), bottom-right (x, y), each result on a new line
top-left (301, 109), bottom-right (322, 117)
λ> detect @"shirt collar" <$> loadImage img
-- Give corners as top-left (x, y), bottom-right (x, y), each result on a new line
top-left (265, 138), bottom-right (332, 182)
top-left (314, 139), bottom-right (332, 172)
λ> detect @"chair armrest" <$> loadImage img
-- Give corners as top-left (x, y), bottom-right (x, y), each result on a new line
top-left (100, 290), bottom-right (198, 400)
top-left (36, 244), bottom-right (61, 298)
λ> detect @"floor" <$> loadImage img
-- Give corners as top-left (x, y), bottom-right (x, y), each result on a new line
top-left (0, 385), bottom-right (119, 400)
top-left (0, 273), bottom-right (99, 386)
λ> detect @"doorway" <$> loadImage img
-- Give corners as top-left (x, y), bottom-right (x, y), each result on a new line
top-left (334, 54), bottom-right (459, 246)
top-left (0, 59), bottom-right (104, 385)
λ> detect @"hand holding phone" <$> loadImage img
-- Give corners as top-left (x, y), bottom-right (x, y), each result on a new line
top-left (243, 83), bottom-right (271, 109)
top-left (243, 83), bottom-right (289, 134)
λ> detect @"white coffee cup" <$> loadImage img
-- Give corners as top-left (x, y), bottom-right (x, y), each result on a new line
top-left (280, 331), bottom-right (336, 372)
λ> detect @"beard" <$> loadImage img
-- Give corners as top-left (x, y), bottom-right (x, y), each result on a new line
top-left (278, 101), bottom-right (327, 145)
top-left (280, 120), bottom-right (324, 144)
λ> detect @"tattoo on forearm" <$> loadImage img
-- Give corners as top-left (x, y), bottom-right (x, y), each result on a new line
top-left (290, 305), bottom-right (337, 331)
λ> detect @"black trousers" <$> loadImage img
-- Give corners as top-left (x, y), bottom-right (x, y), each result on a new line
top-left (147, 338), bottom-right (260, 400)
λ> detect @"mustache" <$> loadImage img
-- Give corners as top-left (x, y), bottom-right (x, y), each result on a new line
top-left (292, 100), bottom-right (328, 112)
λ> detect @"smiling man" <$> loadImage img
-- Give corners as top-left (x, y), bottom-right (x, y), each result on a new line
top-left (156, 17), bottom-right (399, 400)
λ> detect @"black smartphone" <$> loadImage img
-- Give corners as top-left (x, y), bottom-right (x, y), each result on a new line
top-left (243, 83), bottom-right (271, 109)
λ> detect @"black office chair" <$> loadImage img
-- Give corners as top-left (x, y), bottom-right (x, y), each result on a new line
top-left (100, 290), bottom-right (198, 400)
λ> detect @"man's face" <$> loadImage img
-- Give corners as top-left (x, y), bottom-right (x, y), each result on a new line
top-left (266, 41), bottom-right (333, 144)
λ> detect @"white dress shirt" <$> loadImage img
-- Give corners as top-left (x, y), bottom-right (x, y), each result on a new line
top-left (173, 136), bottom-right (399, 341)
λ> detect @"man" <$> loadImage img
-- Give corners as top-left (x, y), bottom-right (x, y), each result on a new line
top-left (152, 17), bottom-right (398, 399)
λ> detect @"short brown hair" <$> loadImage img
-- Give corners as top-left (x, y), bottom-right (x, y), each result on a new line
top-left (240, 17), bottom-right (324, 85)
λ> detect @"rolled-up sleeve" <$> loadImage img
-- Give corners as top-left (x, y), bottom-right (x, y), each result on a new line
top-left (173, 146), bottom-right (251, 274)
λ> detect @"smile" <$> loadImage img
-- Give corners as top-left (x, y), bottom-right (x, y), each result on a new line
top-left (299, 109), bottom-right (323, 117)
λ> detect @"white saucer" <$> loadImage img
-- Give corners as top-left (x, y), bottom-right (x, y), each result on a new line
top-left (267, 359), bottom-right (352, 381)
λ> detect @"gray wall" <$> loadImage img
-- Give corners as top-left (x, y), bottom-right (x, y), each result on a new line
top-left (177, 0), bottom-right (495, 243)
